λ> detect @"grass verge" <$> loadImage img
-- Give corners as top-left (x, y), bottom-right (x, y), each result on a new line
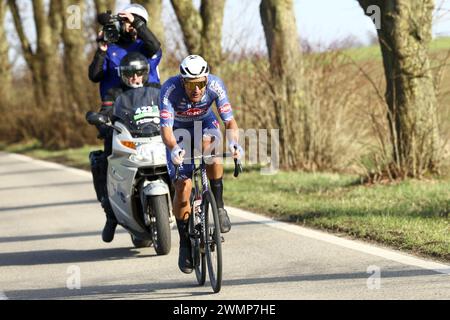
top-left (223, 168), bottom-right (450, 262)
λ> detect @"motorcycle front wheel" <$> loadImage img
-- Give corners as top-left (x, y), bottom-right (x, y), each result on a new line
top-left (148, 195), bottom-right (171, 255)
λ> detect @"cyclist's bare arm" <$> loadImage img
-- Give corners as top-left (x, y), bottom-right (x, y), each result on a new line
top-left (225, 118), bottom-right (239, 144)
top-left (161, 126), bottom-right (178, 150)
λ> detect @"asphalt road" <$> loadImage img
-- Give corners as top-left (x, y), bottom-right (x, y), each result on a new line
top-left (0, 151), bottom-right (449, 300)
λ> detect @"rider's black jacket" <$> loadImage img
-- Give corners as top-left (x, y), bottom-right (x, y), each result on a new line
top-left (98, 83), bottom-right (161, 154)
top-left (88, 16), bottom-right (161, 83)
top-left (99, 82), bottom-right (161, 119)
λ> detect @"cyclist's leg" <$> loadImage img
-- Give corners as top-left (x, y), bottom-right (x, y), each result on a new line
top-left (202, 119), bottom-right (231, 233)
top-left (166, 139), bottom-right (195, 273)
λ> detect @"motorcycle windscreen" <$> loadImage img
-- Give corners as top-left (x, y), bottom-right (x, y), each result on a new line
top-left (113, 87), bottom-right (161, 138)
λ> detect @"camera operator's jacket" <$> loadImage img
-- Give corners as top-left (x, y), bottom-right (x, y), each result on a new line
top-left (88, 18), bottom-right (162, 101)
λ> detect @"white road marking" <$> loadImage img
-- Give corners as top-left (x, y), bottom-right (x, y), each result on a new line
top-left (228, 207), bottom-right (450, 275)
top-left (4, 152), bottom-right (450, 276)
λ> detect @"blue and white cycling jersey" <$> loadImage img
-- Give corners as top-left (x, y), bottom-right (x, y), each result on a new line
top-left (159, 74), bottom-right (234, 129)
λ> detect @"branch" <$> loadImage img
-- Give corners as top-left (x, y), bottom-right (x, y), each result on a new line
top-left (7, 0), bottom-right (35, 68)
top-left (94, 0), bottom-right (115, 14)
top-left (170, 0), bottom-right (202, 53)
top-left (49, 0), bottom-right (63, 45)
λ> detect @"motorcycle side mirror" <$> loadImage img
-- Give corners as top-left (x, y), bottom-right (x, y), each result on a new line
top-left (86, 111), bottom-right (108, 126)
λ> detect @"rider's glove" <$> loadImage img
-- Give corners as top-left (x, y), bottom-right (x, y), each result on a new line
top-left (229, 142), bottom-right (243, 160)
top-left (171, 145), bottom-right (185, 165)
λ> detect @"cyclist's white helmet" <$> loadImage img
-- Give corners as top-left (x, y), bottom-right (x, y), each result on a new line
top-left (122, 3), bottom-right (149, 24)
top-left (180, 55), bottom-right (210, 79)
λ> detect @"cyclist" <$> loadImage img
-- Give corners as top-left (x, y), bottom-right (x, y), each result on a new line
top-left (159, 55), bottom-right (243, 274)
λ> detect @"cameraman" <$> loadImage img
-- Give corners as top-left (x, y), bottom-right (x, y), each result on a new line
top-left (88, 3), bottom-right (162, 102)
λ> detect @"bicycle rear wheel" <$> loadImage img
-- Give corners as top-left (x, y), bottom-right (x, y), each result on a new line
top-left (189, 199), bottom-right (206, 286)
top-left (204, 189), bottom-right (222, 293)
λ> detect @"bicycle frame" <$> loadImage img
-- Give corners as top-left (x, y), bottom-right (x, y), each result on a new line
top-left (174, 153), bottom-right (242, 293)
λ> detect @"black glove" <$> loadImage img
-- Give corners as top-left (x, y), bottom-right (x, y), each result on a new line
top-left (131, 14), bottom-right (146, 29)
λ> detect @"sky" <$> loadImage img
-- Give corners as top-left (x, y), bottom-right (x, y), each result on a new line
top-left (5, 0), bottom-right (450, 67)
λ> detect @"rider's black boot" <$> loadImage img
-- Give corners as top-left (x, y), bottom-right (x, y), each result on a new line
top-left (101, 196), bottom-right (117, 243)
top-left (218, 208), bottom-right (231, 233)
top-left (210, 178), bottom-right (231, 233)
top-left (176, 219), bottom-right (193, 274)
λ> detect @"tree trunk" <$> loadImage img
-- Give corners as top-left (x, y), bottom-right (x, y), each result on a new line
top-left (260, 0), bottom-right (304, 168)
top-left (8, 0), bottom-right (62, 107)
top-left (60, 0), bottom-right (88, 112)
top-left (200, 0), bottom-right (225, 73)
top-left (358, 0), bottom-right (440, 177)
top-left (170, 0), bottom-right (225, 71)
top-left (94, 0), bottom-right (115, 14)
top-left (8, 0), bottom-right (41, 101)
top-left (133, 0), bottom-right (165, 51)
top-left (0, 0), bottom-right (11, 103)
top-left (170, 0), bottom-right (202, 54)
top-left (32, 0), bottom-right (60, 103)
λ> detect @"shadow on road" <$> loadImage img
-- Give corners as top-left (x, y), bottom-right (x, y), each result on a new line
top-left (5, 281), bottom-right (212, 300)
top-left (0, 247), bottom-right (156, 266)
top-left (0, 199), bottom-right (98, 212)
top-left (0, 161), bottom-right (33, 167)
top-left (0, 168), bottom-right (61, 176)
top-left (0, 181), bottom-right (92, 192)
top-left (230, 220), bottom-right (279, 227)
top-left (0, 229), bottom-right (128, 243)
top-left (222, 268), bottom-right (444, 286)
top-left (2, 268), bottom-right (444, 300)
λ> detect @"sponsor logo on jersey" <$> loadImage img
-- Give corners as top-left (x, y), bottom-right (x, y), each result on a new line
top-left (160, 110), bottom-right (173, 120)
top-left (176, 108), bottom-right (207, 117)
top-left (218, 103), bottom-right (232, 114)
top-left (209, 80), bottom-right (226, 100)
top-left (163, 84), bottom-right (176, 105)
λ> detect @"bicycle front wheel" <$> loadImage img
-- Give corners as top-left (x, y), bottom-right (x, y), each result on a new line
top-left (204, 189), bottom-right (222, 293)
top-left (189, 206), bottom-right (206, 286)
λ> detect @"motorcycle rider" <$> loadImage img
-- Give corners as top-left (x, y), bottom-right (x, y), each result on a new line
top-left (88, 3), bottom-right (162, 243)
top-left (89, 52), bottom-right (161, 243)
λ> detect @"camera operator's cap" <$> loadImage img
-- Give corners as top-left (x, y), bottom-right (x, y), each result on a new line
top-left (121, 3), bottom-right (149, 24)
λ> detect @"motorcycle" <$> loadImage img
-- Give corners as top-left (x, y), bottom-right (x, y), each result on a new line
top-left (87, 107), bottom-right (173, 255)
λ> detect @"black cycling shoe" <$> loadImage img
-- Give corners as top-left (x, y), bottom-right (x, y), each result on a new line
top-left (218, 208), bottom-right (231, 233)
top-left (102, 219), bottom-right (117, 243)
top-left (176, 219), bottom-right (194, 273)
top-left (178, 245), bottom-right (194, 274)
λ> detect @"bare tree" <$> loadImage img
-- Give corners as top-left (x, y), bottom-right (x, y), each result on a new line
top-left (170, 0), bottom-right (225, 71)
top-left (0, 0), bottom-right (11, 103)
top-left (260, 0), bottom-right (304, 168)
top-left (199, 0), bottom-right (225, 70)
top-left (358, 0), bottom-right (441, 177)
top-left (133, 0), bottom-right (165, 51)
top-left (60, 0), bottom-right (88, 111)
top-left (8, 0), bottom-right (62, 106)
top-left (94, 0), bottom-right (115, 14)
